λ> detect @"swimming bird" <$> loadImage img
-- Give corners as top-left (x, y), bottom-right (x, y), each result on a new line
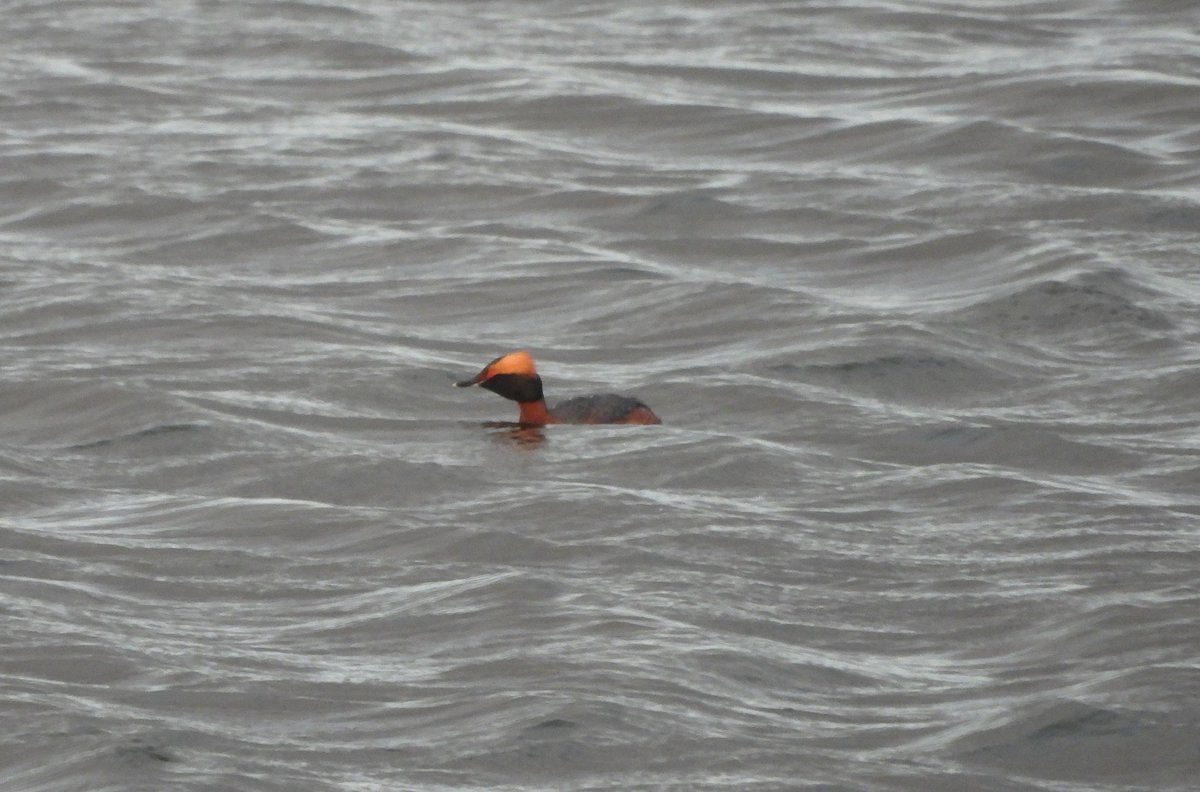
top-left (455, 350), bottom-right (661, 426)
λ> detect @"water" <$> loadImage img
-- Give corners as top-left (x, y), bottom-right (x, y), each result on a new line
top-left (2, 1), bottom-right (1199, 790)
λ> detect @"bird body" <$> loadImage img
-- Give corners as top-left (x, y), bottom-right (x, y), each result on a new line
top-left (456, 350), bottom-right (660, 427)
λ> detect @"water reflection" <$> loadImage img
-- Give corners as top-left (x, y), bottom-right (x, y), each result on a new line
top-left (481, 421), bottom-right (546, 448)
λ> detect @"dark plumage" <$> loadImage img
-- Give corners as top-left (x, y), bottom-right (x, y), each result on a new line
top-left (548, 394), bottom-right (659, 425)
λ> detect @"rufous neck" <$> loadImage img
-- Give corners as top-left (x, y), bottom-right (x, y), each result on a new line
top-left (518, 399), bottom-right (556, 426)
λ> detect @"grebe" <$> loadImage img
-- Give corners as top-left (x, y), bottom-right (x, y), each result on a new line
top-left (455, 350), bottom-right (661, 426)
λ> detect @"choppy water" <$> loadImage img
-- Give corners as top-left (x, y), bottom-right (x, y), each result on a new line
top-left (3, 2), bottom-right (1200, 790)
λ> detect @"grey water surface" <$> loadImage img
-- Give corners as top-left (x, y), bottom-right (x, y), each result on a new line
top-left (2, 2), bottom-right (1199, 790)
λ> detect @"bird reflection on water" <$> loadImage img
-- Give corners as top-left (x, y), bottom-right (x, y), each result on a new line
top-left (481, 421), bottom-right (546, 448)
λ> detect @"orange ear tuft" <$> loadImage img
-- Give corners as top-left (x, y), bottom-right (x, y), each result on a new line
top-left (484, 350), bottom-right (538, 378)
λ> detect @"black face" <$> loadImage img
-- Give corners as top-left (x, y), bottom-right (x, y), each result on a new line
top-left (480, 373), bottom-right (544, 403)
